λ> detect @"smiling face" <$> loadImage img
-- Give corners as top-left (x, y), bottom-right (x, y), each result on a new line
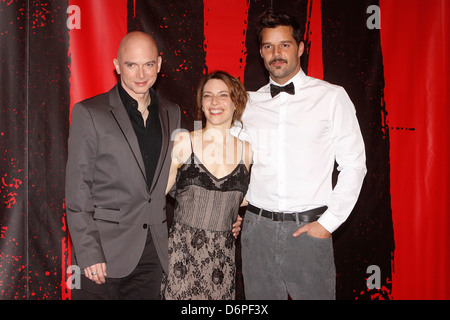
top-left (113, 32), bottom-right (162, 101)
top-left (260, 25), bottom-right (304, 85)
top-left (201, 78), bottom-right (235, 128)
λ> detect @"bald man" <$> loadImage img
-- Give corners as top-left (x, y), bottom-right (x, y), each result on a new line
top-left (65, 32), bottom-right (181, 299)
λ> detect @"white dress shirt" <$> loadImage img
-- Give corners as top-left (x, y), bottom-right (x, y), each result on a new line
top-left (231, 70), bottom-right (366, 233)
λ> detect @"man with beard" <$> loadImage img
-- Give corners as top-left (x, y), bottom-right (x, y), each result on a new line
top-left (232, 9), bottom-right (366, 300)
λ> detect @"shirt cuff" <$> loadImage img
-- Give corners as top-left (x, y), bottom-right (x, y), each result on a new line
top-left (317, 211), bottom-right (343, 234)
top-left (230, 121), bottom-right (251, 142)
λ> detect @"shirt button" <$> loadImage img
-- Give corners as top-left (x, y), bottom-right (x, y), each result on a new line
top-left (143, 223), bottom-right (148, 229)
top-left (148, 197), bottom-right (152, 203)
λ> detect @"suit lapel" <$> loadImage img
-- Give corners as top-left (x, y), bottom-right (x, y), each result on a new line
top-left (108, 86), bottom-right (148, 188)
top-left (150, 103), bottom-right (170, 192)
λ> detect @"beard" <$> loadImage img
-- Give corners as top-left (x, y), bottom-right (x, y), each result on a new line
top-left (266, 58), bottom-right (300, 83)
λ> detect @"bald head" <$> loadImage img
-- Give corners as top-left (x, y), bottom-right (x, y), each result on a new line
top-left (116, 31), bottom-right (159, 61)
top-left (113, 31), bottom-right (162, 102)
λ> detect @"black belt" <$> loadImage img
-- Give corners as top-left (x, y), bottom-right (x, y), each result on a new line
top-left (247, 204), bottom-right (327, 222)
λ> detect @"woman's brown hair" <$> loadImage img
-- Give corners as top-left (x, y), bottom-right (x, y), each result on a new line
top-left (196, 71), bottom-right (248, 127)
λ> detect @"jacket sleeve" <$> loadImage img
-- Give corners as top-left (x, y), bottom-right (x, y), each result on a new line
top-left (65, 102), bottom-right (106, 269)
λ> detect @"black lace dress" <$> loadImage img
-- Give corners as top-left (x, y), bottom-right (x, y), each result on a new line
top-left (162, 151), bottom-right (249, 300)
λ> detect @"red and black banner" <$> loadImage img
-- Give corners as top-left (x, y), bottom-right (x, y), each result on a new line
top-left (1, 0), bottom-right (449, 300)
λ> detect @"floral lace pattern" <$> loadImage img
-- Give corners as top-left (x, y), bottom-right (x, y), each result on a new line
top-left (162, 153), bottom-right (249, 300)
top-left (176, 153), bottom-right (249, 193)
top-left (162, 222), bottom-right (236, 300)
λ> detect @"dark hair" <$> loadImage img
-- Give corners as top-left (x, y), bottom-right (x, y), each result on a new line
top-left (196, 71), bottom-right (248, 127)
top-left (257, 8), bottom-right (303, 45)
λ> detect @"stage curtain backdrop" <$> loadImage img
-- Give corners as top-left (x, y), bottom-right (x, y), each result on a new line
top-left (1, 0), bottom-right (449, 300)
top-left (380, 0), bottom-right (450, 299)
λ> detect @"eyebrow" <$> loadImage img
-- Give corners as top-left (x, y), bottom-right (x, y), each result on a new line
top-left (203, 90), bottom-right (230, 94)
top-left (124, 60), bottom-right (157, 65)
top-left (261, 40), bottom-right (294, 46)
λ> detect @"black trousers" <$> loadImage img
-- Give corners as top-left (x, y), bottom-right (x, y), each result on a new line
top-left (71, 230), bottom-right (163, 300)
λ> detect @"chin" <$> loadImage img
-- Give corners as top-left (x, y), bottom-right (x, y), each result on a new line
top-left (270, 69), bottom-right (288, 77)
top-left (132, 86), bottom-right (151, 94)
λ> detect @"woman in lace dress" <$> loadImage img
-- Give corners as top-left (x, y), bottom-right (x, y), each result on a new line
top-left (162, 71), bottom-right (251, 300)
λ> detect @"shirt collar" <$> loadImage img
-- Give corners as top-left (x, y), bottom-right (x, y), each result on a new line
top-left (117, 81), bottom-right (158, 113)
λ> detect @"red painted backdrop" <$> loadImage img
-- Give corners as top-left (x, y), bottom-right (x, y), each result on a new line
top-left (67, 0), bottom-right (450, 300)
top-left (1, 0), bottom-right (449, 300)
top-left (380, 0), bottom-right (450, 299)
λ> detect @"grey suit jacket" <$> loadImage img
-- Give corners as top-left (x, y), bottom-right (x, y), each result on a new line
top-left (65, 84), bottom-right (180, 278)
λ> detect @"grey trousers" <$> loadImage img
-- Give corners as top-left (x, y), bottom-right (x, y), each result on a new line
top-left (241, 210), bottom-right (336, 300)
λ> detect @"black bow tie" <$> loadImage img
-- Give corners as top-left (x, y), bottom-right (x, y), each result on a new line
top-left (270, 82), bottom-right (295, 98)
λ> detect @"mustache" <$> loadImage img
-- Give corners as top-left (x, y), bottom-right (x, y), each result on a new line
top-left (269, 58), bottom-right (288, 64)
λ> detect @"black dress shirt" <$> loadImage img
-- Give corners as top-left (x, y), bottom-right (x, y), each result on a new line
top-left (118, 82), bottom-right (162, 190)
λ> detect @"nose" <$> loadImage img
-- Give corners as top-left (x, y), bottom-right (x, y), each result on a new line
top-left (137, 66), bottom-right (145, 79)
top-left (273, 46), bottom-right (281, 57)
top-left (211, 95), bottom-right (219, 105)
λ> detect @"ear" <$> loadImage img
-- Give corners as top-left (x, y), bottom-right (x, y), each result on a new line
top-left (298, 41), bottom-right (305, 58)
top-left (157, 56), bottom-right (162, 73)
top-left (113, 58), bottom-right (120, 74)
